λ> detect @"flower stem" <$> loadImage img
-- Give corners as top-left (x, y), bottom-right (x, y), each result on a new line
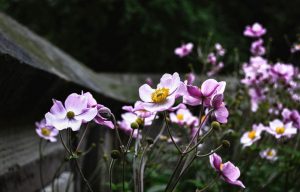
top-left (39, 139), bottom-right (46, 192)
top-left (109, 159), bottom-right (116, 191)
top-left (164, 112), bottom-right (182, 154)
top-left (75, 159), bottom-right (94, 192)
top-left (76, 123), bottom-right (89, 152)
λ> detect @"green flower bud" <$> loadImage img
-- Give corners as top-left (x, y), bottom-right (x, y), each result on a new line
top-left (111, 150), bottom-right (121, 159)
top-left (222, 140), bottom-right (230, 148)
top-left (131, 122), bottom-right (139, 129)
top-left (136, 117), bottom-right (144, 126)
top-left (211, 121), bottom-right (221, 131)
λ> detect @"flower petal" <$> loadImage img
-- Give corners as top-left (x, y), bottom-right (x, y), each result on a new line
top-left (68, 119), bottom-right (82, 131)
top-left (65, 93), bottom-right (88, 114)
top-left (142, 96), bottom-right (176, 112)
top-left (75, 107), bottom-right (98, 122)
top-left (187, 85), bottom-right (202, 98)
top-left (50, 99), bottom-right (67, 118)
top-left (45, 112), bottom-right (68, 131)
top-left (222, 161), bottom-right (241, 181)
top-left (139, 84), bottom-right (155, 102)
top-left (215, 106), bottom-right (229, 123)
top-left (209, 153), bottom-right (222, 171)
top-left (201, 79), bottom-right (219, 97)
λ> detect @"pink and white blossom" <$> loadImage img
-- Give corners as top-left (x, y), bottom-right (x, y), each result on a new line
top-left (282, 108), bottom-right (300, 129)
top-left (244, 23), bottom-right (266, 38)
top-left (139, 72), bottom-right (182, 112)
top-left (169, 108), bottom-right (197, 126)
top-left (260, 148), bottom-right (278, 161)
top-left (215, 43), bottom-right (226, 56)
top-left (240, 124), bottom-right (265, 147)
top-left (35, 119), bottom-right (58, 142)
top-left (250, 39), bottom-right (265, 56)
top-left (209, 153), bottom-right (245, 188)
top-left (45, 93), bottom-right (98, 131)
top-left (174, 43), bottom-right (193, 57)
top-left (267, 119), bottom-right (297, 139)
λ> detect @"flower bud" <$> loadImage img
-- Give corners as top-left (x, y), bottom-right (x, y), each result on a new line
top-left (146, 137), bottom-right (154, 145)
top-left (222, 140), bottom-right (230, 148)
top-left (131, 122), bottom-right (139, 129)
top-left (111, 150), bottom-right (121, 159)
top-left (98, 107), bottom-right (112, 119)
top-left (136, 117), bottom-right (144, 126)
top-left (211, 121), bottom-right (221, 131)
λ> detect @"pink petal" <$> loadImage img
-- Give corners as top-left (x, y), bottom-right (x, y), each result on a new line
top-left (215, 106), bottom-right (229, 123)
top-left (224, 178), bottom-right (245, 188)
top-left (50, 99), bottom-right (67, 118)
top-left (211, 94), bottom-right (224, 108)
top-left (209, 153), bottom-right (222, 170)
top-left (45, 112), bottom-right (68, 131)
top-left (75, 107), bottom-right (98, 122)
top-left (158, 72), bottom-right (180, 93)
top-left (142, 96), bottom-right (176, 112)
top-left (187, 85), bottom-right (202, 98)
top-left (67, 119), bottom-right (82, 131)
top-left (139, 84), bottom-right (155, 102)
top-left (65, 93), bottom-right (88, 114)
top-left (222, 161), bottom-right (241, 181)
top-left (201, 79), bottom-right (219, 97)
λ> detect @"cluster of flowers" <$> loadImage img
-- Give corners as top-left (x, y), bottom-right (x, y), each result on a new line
top-left (241, 23), bottom-right (300, 112)
top-left (174, 41), bottom-right (226, 77)
top-left (36, 92), bottom-right (114, 142)
top-left (240, 23), bottom-right (300, 161)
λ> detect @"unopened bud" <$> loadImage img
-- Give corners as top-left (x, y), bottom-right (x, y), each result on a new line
top-left (146, 137), bottom-right (154, 145)
top-left (131, 122), bottom-right (139, 129)
top-left (111, 150), bottom-right (121, 159)
top-left (211, 121), bottom-right (221, 131)
top-left (98, 107), bottom-right (111, 119)
top-left (136, 117), bottom-right (144, 126)
top-left (222, 140), bottom-right (230, 148)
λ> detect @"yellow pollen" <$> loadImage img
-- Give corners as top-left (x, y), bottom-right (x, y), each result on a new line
top-left (220, 163), bottom-right (224, 171)
top-left (275, 126), bottom-right (285, 134)
top-left (267, 150), bottom-right (273, 157)
top-left (248, 130), bottom-right (256, 140)
top-left (41, 127), bottom-right (51, 136)
top-left (177, 114), bottom-right (184, 121)
top-left (151, 88), bottom-right (169, 103)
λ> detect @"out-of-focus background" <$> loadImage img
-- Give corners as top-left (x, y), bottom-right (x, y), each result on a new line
top-left (1, 0), bottom-right (299, 73)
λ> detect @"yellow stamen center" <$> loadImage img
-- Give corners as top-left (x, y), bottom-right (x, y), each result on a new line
top-left (67, 111), bottom-right (75, 119)
top-left (248, 130), bottom-right (256, 140)
top-left (151, 88), bottom-right (169, 103)
top-left (177, 114), bottom-right (184, 121)
top-left (41, 127), bottom-right (51, 136)
top-left (220, 163), bottom-right (224, 171)
top-left (267, 150), bottom-right (273, 157)
top-left (275, 126), bottom-right (285, 134)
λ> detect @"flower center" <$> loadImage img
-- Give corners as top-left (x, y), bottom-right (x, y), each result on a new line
top-left (248, 130), bottom-right (256, 140)
top-left (67, 111), bottom-right (75, 119)
top-left (275, 126), bottom-right (285, 134)
top-left (151, 88), bottom-right (169, 103)
top-left (176, 114), bottom-right (184, 121)
top-left (267, 150), bottom-right (273, 157)
top-left (220, 163), bottom-right (224, 171)
top-left (41, 127), bottom-right (51, 136)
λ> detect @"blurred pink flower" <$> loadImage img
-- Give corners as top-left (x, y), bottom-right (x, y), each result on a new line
top-left (207, 53), bottom-right (217, 65)
top-left (250, 39), bottom-right (265, 56)
top-left (244, 23), bottom-right (266, 38)
top-left (270, 63), bottom-right (294, 82)
top-left (210, 153), bottom-right (245, 188)
top-left (267, 119), bottom-right (297, 139)
top-left (240, 124), bottom-right (265, 147)
top-left (282, 108), bottom-right (300, 129)
top-left (215, 43), bottom-right (226, 56)
top-left (35, 119), bottom-right (58, 142)
top-left (260, 148), bottom-right (278, 161)
top-left (169, 108), bottom-right (197, 126)
top-left (174, 43), bottom-right (193, 57)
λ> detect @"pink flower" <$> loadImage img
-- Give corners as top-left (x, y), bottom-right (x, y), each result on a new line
top-left (45, 93), bottom-right (98, 131)
top-left (260, 148), bottom-right (278, 161)
top-left (211, 94), bottom-right (229, 123)
top-left (282, 108), bottom-right (300, 129)
top-left (169, 108), bottom-right (197, 126)
top-left (207, 53), bottom-right (217, 65)
top-left (209, 153), bottom-right (245, 188)
top-left (186, 79), bottom-right (226, 107)
top-left (240, 124), bottom-right (265, 147)
top-left (174, 43), bottom-right (193, 57)
top-left (270, 63), bottom-right (294, 82)
top-left (267, 119), bottom-right (297, 139)
top-left (139, 72), bottom-right (182, 112)
top-left (122, 101), bottom-right (154, 118)
top-left (291, 44), bottom-right (300, 53)
top-left (35, 119), bottom-right (58, 142)
top-left (185, 73), bottom-right (196, 85)
top-left (82, 92), bottom-right (114, 129)
top-left (244, 23), bottom-right (266, 38)
top-left (215, 43), bottom-right (226, 56)
top-left (118, 112), bottom-right (155, 138)
top-left (250, 39), bottom-right (265, 56)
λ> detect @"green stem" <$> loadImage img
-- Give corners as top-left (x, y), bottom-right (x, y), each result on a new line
top-left (75, 159), bottom-right (94, 192)
top-left (76, 123), bottom-right (89, 152)
top-left (39, 139), bottom-right (46, 192)
top-left (164, 112), bottom-right (182, 154)
top-left (109, 159), bottom-right (116, 192)
top-left (164, 155), bottom-right (185, 192)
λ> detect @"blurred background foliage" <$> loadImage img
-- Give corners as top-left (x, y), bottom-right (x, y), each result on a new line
top-left (0, 0), bottom-right (299, 73)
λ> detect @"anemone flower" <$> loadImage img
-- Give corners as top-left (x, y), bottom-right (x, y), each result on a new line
top-left (35, 119), bottom-right (58, 142)
top-left (45, 93), bottom-right (97, 131)
top-left (267, 119), bottom-right (297, 139)
top-left (240, 124), bottom-right (265, 147)
top-left (139, 72), bottom-right (182, 112)
top-left (244, 23), bottom-right (266, 37)
top-left (209, 153), bottom-right (245, 188)
top-left (174, 43), bottom-right (193, 57)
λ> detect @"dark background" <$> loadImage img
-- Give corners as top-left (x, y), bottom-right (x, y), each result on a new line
top-left (1, 0), bottom-right (299, 73)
